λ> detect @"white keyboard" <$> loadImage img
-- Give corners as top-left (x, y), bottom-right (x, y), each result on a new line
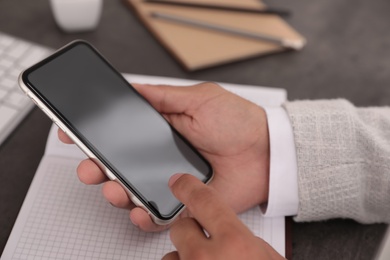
top-left (0, 32), bottom-right (51, 145)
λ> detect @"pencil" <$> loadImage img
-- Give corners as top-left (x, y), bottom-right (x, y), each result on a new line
top-left (150, 12), bottom-right (305, 50)
top-left (144, 0), bottom-right (291, 17)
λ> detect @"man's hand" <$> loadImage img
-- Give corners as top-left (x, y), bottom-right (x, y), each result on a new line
top-left (58, 82), bottom-right (270, 231)
top-left (162, 174), bottom-right (284, 260)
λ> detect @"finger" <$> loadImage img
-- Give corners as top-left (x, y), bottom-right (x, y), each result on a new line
top-left (169, 174), bottom-right (242, 237)
top-left (132, 83), bottom-right (192, 114)
top-left (132, 83), bottom-right (227, 141)
top-left (102, 181), bottom-right (132, 209)
top-left (57, 128), bottom-right (73, 144)
top-left (77, 159), bottom-right (108, 184)
top-left (131, 83), bottom-right (206, 140)
top-left (169, 217), bottom-right (207, 255)
top-left (132, 82), bottom-right (222, 115)
top-left (129, 207), bottom-right (170, 232)
top-left (161, 251), bottom-right (179, 260)
top-left (255, 237), bottom-right (285, 259)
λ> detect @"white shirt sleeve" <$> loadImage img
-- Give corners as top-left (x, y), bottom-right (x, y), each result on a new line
top-left (261, 107), bottom-right (299, 217)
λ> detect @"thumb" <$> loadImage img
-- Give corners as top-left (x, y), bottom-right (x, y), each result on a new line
top-left (132, 83), bottom-right (194, 114)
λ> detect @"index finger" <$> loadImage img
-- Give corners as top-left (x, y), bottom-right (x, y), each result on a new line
top-left (169, 174), bottom-right (243, 237)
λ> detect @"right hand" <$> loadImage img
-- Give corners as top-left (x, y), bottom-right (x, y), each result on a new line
top-left (58, 82), bottom-right (270, 232)
top-left (163, 174), bottom-right (284, 260)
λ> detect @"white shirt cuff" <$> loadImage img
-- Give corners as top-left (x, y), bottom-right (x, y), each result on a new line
top-left (261, 106), bottom-right (299, 217)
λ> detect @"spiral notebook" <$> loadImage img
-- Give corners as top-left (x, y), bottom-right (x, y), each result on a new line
top-left (1, 74), bottom-right (287, 260)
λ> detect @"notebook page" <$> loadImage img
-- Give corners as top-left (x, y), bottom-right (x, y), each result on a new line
top-left (1, 156), bottom-right (284, 259)
top-left (2, 74), bottom-right (287, 259)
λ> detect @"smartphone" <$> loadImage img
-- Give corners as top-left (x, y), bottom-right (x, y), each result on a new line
top-left (19, 40), bottom-right (213, 225)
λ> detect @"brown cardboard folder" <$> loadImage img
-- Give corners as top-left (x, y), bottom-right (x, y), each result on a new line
top-left (124, 0), bottom-right (306, 71)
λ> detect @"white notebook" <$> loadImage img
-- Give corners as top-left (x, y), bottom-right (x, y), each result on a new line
top-left (1, 74), bottom-right (287, 260)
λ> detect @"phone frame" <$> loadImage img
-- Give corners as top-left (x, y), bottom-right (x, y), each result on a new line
top-left (18, 40), bottom-right (213, 225)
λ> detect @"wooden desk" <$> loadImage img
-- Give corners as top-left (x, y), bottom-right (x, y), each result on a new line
top-left (0, 0), bottom-right (388, 259)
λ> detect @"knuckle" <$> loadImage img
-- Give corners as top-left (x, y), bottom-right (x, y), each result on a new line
top-left (206, 81), bottom-right (223, 92)
top-left (187, 185), bottom-right (214, 209)
top-left (196, 81), bottom-right (223, 91)
top-left (188, 248), bottom-right (212, 260)
top-left (171, 217), bottom-right (194, 232)
top-left (218, 234), bottom-right (253, 255)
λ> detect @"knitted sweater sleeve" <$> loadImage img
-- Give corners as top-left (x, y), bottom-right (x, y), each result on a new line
top-left (283, 99), bottom-right (390, 223)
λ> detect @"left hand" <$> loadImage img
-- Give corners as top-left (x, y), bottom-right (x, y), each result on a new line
top-left (58, 82), bottom-right (270, 232)
top-left (162, 174), bottom-right (284, 260)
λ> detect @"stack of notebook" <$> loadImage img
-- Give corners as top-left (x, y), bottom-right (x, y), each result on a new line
top-left (124, 0), bottom-right (306, 70)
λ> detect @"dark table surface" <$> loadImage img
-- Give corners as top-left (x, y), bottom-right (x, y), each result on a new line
top-left (0, 0), bottom-right (389, 259)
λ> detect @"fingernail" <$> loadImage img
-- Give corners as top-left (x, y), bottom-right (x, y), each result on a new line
top-left (168, 173), bottom-right (184, 188)
top-left (129, 213), bottom-right (139, 227)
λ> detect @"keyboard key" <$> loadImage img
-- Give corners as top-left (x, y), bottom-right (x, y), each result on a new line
top-left (5, 91), bottom-right (30, 109)
top-left (0, 77), bottom-right (16, 90)
top-left (0, 89), bottom-right (7, 101)
top-left (0, 105), bottom-right (19, 133)
top-left (8, 67), bottom-right (21, 82)
top-left (0, 34), bottom-right (14, 47)
top-left (7, 41), bottom-right (30, 59)
top-left (0, 57), bottom-right (13, 68)
top-left (19, 47), bottom-right (49, 68)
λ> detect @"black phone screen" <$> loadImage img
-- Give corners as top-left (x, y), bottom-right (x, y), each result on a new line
top-left (23, 42), bottom-right (212, 220)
